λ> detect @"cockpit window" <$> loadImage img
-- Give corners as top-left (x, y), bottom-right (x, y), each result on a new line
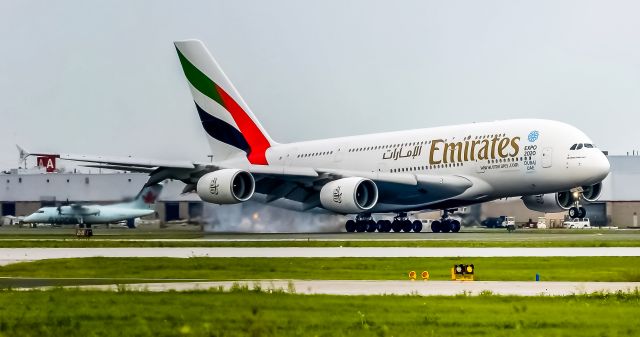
top-left (584, 143), bottom-right (594, 148)
top-left (570, 144), bottom-right (577, 150)
top-left (36, 210), bottom-right (45, 213)
top-left (576, 144), bottom-right (583, 150)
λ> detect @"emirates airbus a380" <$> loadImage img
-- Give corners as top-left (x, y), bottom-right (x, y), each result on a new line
top-left (32, 39), bottom-right (610, 233)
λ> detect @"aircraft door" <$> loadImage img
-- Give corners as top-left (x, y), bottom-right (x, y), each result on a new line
top-left (376, 162), bottom-right (388, 174)
top-left (333, 144), bottom-right (346, 163)
top-left (542, 147), bottom-right (552, 168)
top-left (285, 147), bottom-right (298, 166)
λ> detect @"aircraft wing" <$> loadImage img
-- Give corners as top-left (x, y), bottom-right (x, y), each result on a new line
top-left (250, 167), bottom-right (474, 210)
top-left (42, 153), bottom-right (196, 169)
top-left (59, 204), bottom-right (101, 215)
top-left (24, 150), bottom-right (475, 210)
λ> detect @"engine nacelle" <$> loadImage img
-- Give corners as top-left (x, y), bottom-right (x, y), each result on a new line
top-left (521, 192), bottom-right (573, 213)
top-left (582, 182), bottom-right (602, 202)
top-left (196, 169), bottom-right (255, 204)
top-left (320, 177), bottom-right (378, 214)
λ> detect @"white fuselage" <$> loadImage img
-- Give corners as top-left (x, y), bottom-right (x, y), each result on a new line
top-left (253, 119), bottom-right (609, 213)
top-left (23, 205), bottom-right (154, 225)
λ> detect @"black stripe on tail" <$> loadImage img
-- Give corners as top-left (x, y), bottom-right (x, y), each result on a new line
top-left (195, 102), bottom-right (250, 153)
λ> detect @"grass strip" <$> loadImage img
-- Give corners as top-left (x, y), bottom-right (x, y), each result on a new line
top-left (2, 257), bottom-right (640, 282)
top-left (0, 288), bottom-right (638, 336)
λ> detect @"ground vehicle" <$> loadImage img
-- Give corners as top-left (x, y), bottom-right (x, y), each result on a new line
top-left (523, 216), bottom-right (547, 228)
top-left (563, 218), bottom-right (591, 229)
top-left (481, 216), bottom-right (514, 228)
top-left (504, 216), bottom-right (515, 227)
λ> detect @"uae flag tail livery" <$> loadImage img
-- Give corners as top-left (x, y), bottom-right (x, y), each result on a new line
top-left (174, 40), bottom-right (275, 165)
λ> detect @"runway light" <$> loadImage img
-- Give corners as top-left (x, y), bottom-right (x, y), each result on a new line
top-left (409, 271), bottom-right (417, 281)
top-left (421, 271), bottom-right (430, 280)
top-left (452, 264), bottom-right (475, 281)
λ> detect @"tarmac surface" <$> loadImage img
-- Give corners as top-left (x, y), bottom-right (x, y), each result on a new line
top-left (2, 247), bottom-right (640, 265)
top-left (2, 226), bottom-right (640, 242)
top-left (76, 280), bottom-right (640, 296)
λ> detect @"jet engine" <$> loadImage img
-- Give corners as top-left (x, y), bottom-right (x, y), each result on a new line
top-left (196, 169), bottom-right (255, 204)
top-left (319, 177), bottom-right (378, 214)
top-left (521, 192), bottom-right (573, 213)
top-left (581, 182), bottom-right (603, 202)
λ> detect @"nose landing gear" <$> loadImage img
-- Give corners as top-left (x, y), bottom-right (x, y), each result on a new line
top-left (568, 205), bottom-right (586, 219)
top-left (568, 190), bottom-right (588, 219)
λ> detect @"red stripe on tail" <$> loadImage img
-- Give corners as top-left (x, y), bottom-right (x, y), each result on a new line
top-left (215, 86), bottom-right (271, 165)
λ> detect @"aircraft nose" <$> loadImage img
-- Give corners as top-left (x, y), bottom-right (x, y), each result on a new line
top-left (592, 151), bottom-right (610, 181)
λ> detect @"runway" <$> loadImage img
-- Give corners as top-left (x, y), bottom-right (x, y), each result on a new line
top-left (2, 247), bottom-right (640, 265)
top-left (76, 280), bottom-right (640, 296)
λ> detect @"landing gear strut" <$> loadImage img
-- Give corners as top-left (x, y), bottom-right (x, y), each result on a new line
top-left (431, 209), bottom-right (461, 233)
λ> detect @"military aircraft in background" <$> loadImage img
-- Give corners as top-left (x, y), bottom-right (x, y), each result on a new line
top-left (22, 184), bottom-right (162, 228)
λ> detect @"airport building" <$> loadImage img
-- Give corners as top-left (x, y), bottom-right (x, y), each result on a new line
top-left (0, 155), bottom-right (638, 228)
top-left (0, 169), bottom-right (202, 224)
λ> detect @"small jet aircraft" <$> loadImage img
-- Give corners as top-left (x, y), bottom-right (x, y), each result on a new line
top-left (22, 184), bottom-right (162, 227)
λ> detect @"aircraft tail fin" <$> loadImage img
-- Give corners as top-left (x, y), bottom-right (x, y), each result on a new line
top-left (127, 183), bottom-right (163, 209)
top-left (174, 39), bottom-right (275, 165)
top-left (16, 145), bottom-right (29, 164)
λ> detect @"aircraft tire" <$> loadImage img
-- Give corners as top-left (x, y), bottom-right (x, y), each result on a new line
top-left (355, 221), bottom-right (367, 232)
top-left (431, 220), bottom-right (441, 233)
top-left (378, 220), bottom-right (391, 232)
top-left (345, 220), bottom-right (356, 232)
top-left (569, 207), bottom-right (579, 219)
top-left (412, 220), bottom-right (423, 233)
top-left (578, 207), bottom-right (587, 218)
top-left (441, 220), bottom-right (452, 233)
top-left (402, 220), bottom-right (413, 232)
top-left (366, 220), bottom-right (378, 232)
top-left (451, 220), bottom-right (461, 233)
top-left (391, 220), bottom-right (402, 232)
top-left (385, 220), bottom-right (393, 232)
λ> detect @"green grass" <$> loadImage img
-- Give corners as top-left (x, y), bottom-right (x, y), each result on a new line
top-left (0, 288), bottom-right (638, 336)
top-left (2, 257), bottom-right (640, 283)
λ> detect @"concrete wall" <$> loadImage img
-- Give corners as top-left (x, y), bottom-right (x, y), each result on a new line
top-left (608, 202), bottom-right (640, 227)
top-left (15, 202), bottom-right (40, 216)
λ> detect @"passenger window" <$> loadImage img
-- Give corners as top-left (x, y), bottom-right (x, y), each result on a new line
top-left (570, 144), bottom-right (577, 150)
top-left (576, 144), bottom-right (583, 150)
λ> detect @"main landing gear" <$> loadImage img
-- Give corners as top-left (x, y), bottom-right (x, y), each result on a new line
top-left (344, 212), bottom-right (423, 233)
top-left (430, 209), bottom-right (461, 233)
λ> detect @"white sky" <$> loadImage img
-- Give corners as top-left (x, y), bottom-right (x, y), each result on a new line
top-left (2, 0), bottom-right (640, 170)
